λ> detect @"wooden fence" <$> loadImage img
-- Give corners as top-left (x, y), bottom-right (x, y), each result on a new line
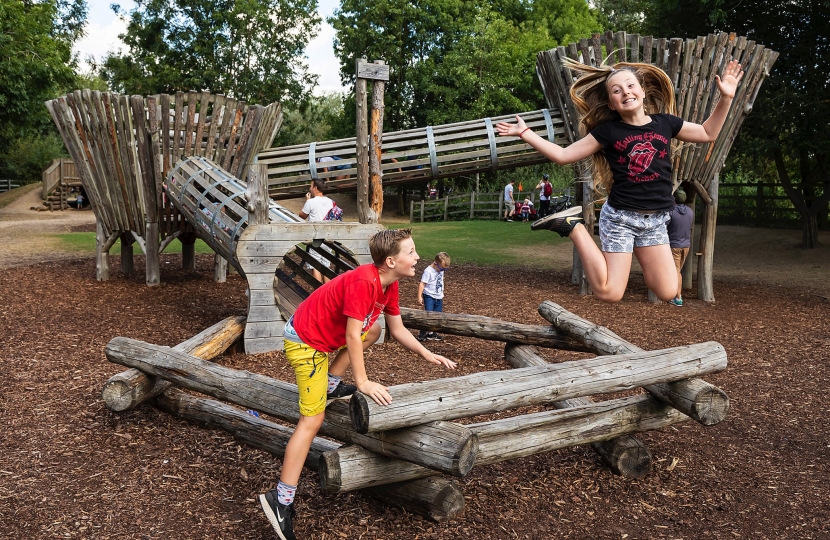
top-left (717, 182), bottom-right (829, 228)
top-left (408, 190), bottom-right (570, 223)
top-left (0, 179), bottom-right (20, 193)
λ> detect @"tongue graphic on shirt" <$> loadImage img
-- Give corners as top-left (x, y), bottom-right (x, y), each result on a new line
top-left (628, 141), bottom-right (657, 175)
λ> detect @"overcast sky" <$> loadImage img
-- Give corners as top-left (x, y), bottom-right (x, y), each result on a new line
top-left (73, 0), bottom-right (347, 95)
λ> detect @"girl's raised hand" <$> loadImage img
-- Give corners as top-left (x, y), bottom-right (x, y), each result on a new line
top-left (495, 115), bottom-right (528, 138)
top-left (715, 60), bottom-right (744, 99)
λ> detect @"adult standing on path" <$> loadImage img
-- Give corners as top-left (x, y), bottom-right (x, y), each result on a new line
top-left (503, 180), bottom-right (516, 221)
top-left (666, 189), bottom-right (694, 306)
top-left (299, 179), bottom-right (335, 283)
top-left (536, 174), bottom-right (553, 217)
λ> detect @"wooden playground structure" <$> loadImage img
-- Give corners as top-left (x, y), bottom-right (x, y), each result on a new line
top-left (42, 29), bottom-right (779, 522)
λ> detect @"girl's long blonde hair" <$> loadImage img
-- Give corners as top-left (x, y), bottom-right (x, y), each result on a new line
top-left (563, 57), bottom-right (677, 196)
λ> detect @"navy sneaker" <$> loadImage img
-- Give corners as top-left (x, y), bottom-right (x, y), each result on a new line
top-left (258, 490), bottom-right (296, 540)
top-left (531, 206), bottom-right (584, 237)
top-left (327, 381), bottom-right (357, 399)
top-left (427, 333), bottom-right (443, 341)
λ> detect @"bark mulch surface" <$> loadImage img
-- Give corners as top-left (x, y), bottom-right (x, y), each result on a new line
top-left (2, 255), bottom-right (828, 539)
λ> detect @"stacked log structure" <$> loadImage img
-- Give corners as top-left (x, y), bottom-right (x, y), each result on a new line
top-left (102, 302), bottom-right (729, 521)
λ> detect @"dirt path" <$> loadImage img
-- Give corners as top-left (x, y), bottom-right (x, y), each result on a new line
top-left (1, 186), bottom-right (828, 297)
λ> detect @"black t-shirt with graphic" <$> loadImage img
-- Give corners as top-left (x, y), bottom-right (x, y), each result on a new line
top-left (590, 114), bottom-right (685, 212)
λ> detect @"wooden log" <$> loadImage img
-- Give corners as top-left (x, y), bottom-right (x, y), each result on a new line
top-left (697, 172), bottom-right (718, 302)
top-left (145, 221), bottom-right (160, 286)
top-left (321, 393), bottom-right (689, 491)
top-left (214, 253), bottom-right (228, 283)
top-left (95, 220), bottom-right (111, 281)
top-left (104, 337), bottom-right (476, 475)
top-left (120, 232), bottom-right (135, 276)
top-left (369, 61), bottom-right (386, 220)
top-left (101, 316), bottom-right (245, 411)
top-left (349, 341), bottom-right (727, 433)
top-left (154, 387), bottom-right (463, 522)
top-left (398, 307), bottom-right (592, 352)
top-left (355, 59), bottom-right (373, 223)
top-left (504, 343), bottom-right (652, 478)
top-left (537, 300), bottom-right (730, 425)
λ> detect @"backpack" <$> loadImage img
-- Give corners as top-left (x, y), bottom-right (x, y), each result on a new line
top-left (543, 182), bottom-right (553, 197)
top-left (324, 202), bottom-right (343, 221)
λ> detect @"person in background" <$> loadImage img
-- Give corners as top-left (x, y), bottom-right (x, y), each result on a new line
top-left (536, 173), bottom-right (553, 217)
top-left (503, 180), bottom-right (516, 221)
top-left (520, 197), bottom-right (533, 222)
top-left (666, 188), bottom-right (694, 306)
top-left (299, 179), bottom-right (335, 283)
top-left (417, 252), bottom-right (450, 341)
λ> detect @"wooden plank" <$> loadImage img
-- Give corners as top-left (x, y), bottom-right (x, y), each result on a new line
top-left (173, 91), bottom-right (184, 163)
top-left (357, 61), bottom-right (390, 81)
top-left (183, 90), bottom-right (197, 156)
top-left (194, 91), bottom-right (211, 157)
top-left (204, 94), bottom-right (225, 161)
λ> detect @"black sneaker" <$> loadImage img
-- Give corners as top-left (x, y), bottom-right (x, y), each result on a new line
top-left (417, 332), bottom-right (428, 342)
top-left (258, 491), bottom-right (296, 540)
top-left (428, 333), bottom-right (443, 341)
top-left (327, 381), bottom-right (357, 399)
top-left (530, 206), bottom-right (583, 237)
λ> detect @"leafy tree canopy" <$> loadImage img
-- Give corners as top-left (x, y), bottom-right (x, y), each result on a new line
top-left (100, 0), bottom-right (321, 106)
top-left (329, 0), bottom-right (600, 131)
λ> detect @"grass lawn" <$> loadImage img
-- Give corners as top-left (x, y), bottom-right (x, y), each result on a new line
top-left (50, 220), bottom-right (565, 267)
top-left (402, 220), bottom-right (566, 267)
top-left (52, 232), bottom-right (215, 254)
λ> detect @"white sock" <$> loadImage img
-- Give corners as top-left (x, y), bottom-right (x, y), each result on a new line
top-left (327, 374), bottom-right (341, 394)
top-left (276, 481), bottom-right (296, 506)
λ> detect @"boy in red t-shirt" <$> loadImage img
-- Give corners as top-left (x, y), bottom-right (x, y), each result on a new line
top-left (258, 228), bottom-right (456, 540)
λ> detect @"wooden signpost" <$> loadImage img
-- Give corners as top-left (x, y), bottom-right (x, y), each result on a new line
top-left (355, 58), bottom-right (389, 224)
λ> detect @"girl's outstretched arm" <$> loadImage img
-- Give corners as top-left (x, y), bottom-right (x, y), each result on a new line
top-left (496, 115), bottom-right (602, 165)
top-left (677, 60), bottom-right (744, 143)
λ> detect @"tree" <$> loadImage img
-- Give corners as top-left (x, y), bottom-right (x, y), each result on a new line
top-left (329, 0), bottom-right (600, 131)
top-left (0, 0), bottom-right (87, 179)
top-left (642, 0), bottom-right (830, 248)
top-left (272, 92), bottom-right (346, 146)
top-left (101, 0), bottom-right (321, 106)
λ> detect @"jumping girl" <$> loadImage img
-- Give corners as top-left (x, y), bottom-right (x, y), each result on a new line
top-left (496, 58), bottom-right (743, 302)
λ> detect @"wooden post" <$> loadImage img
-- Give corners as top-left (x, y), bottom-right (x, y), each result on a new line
top-left (755, 181), bottom-right (764, 227)
top-left (420, 199), bottom-right (425, 222)
top-left (96, 220), bottom-right (110, 281)
top-left (355, 57), bottom-right (372, 223)
top-left (214, 253), bottom-right (228, 283)
top-left (682, 195), bottom-right (695, 290)
top-left (180, 232), bottom-right (197, 271)
top-left (409, 199), bottom-right (414, 223)
top-left (577, 163), bottom-right (593, 295)
top-left (443, 195), bottom-right (449, 221)
top-left (369, 60), bottom-right (386, 221)
top-left (469, 191), bottom-right (475, 219)
top-left (697, 172), bottom-right (718, 302)
top-left (245, 163), bottom-right (269, 226)
top-left (498, 193), bottom-right (503, 219)
top-left (145, 222), bottom-right (160, 286)
top-left (120, 232), bottom-right (135, 276)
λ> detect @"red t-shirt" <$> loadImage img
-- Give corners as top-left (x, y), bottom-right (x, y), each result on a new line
top-left (292, 264), bottom-right (400, 352)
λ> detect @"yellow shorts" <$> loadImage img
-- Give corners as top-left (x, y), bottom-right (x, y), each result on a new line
top-left (284, 332), bottom-right (368, 417)
top-left (284, 340), bottom-right (329, 417)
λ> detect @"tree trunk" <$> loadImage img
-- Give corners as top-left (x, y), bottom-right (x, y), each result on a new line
top-left (398, 307), bottom-right (591, 352)
top-left (504, 343), bottom-right (653, 479)
top-left (101, 316), bottom-right (246, 411)
top-left (104, 337), bottom-right (476, 475)
top-left (154, 388), bottom-right (464, 522)
top-left (349, 341), bottom-right (726, 433)
top-left (537, 300), bottom-right (730, 425)
top-left (696, 173), bottom-right (717, 302)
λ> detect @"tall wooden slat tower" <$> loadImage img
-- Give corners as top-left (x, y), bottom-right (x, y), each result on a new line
top-left (46, 90), bottom-right (283, 285)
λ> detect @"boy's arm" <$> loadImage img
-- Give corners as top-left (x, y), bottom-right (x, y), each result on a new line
top-left (346, 316), bottom-right (391, 405)
top-left (417, 281), bottom-right (426, 305)
top-left (385, 314), bottom-right (457, 369)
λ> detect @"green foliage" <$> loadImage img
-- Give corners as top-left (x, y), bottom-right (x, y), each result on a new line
top-left (101, 0), bottom-right (321, 106)
top-left (0, 0), bottom-right (86, 173)
top-left (329, 0), bottom-right (601, 131)
top-left (272, 93), bottom-right (346, 146)
top-left (0, 133), bottom-right (67, 183)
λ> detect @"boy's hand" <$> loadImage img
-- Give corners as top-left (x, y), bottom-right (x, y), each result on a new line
top-left (495, 115), bottom-right (527, 138)
top-left (358, 380), bottom-right (392, 406)
top-left (715, 60), bottom-right (744, 99)
top-left (417, 295), bottom-right (424, 305)
top-left (423, 352), bottom-right (457, 370)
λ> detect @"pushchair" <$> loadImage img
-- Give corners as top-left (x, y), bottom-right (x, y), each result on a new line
top-left (514, 201), bottom-right (538, 221)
